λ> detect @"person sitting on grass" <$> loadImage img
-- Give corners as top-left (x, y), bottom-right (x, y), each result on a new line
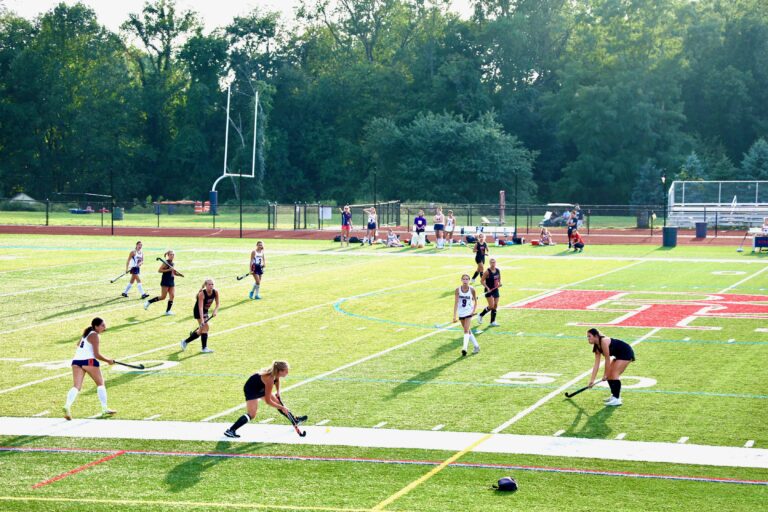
top-left (386, 229), bottom-right (403, 247)
top-left (571, 230), bottom-right (585, 252)
top-left (539, 227), bottom-right (555, 246)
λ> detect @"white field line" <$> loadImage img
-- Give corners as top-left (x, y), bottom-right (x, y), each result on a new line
top-left (678, 437), bottom-right (690, 444)
top-left (1, 273), bottom-right (455, 397)
top-left (143, 414), bottom-right (161, 421)
top-left (33, 410), bottom-right (50, 417)
top-left (491, 328), bottom-right (661, 434)
top-left (745, 440), bottom-right (755, 448)
top-left (718, 265), bottom-right (768, 294)
top-left (615, 433), bottom-right (627, 440)
top-left (431, 425), bottom-right (445, 431)
top-left (2, 417), bottom-right (767, 469)
top-left (553, 430), bottom-right (565, 437)
top-left (259, 418), bottom-right (274, 424)
top-left (315, 419), bottom-right (330, 426)
top-left (372, 422), bottom-right (387, 429)
top-left (0, 278), bottom-right (107, 298)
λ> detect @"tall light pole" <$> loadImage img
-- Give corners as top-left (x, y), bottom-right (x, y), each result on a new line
top-left (514, 171), bottom-right (519, 238)
top-left (661, 172), bottom-right (667, 227)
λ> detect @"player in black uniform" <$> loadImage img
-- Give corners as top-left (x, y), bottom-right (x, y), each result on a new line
top-left (144, 250), bottom-right (180, 315)
top-left (223, 361), bottom-right (306, 438)
top-left (477, 258), bottom-right (502, 326)
top-left (180, 278), bottom-right (219, 353)
top-left (586, 328), bottom-right (635, 406)
top-left (471, 233), bottom-right (489, 283)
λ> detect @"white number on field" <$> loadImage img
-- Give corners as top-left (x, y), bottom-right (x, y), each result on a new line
top-left (23, 360), bottom-right (71, 370)
top-left (594, 376), bottom-right (657, 389)
top-left (495, 371), bottom-right (562, 385)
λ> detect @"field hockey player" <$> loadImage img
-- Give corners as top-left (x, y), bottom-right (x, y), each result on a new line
top-left (249, 241), bottom-right (266, 300)
top-left (586, 328), bottom-right (636, 406)
top-left (454, 274), bottom-right (479, 356)
top-left (122, 240), bottom-right (149, 299)
top-left (144, 250), bottom-right (179, 314)
top-left (180, 278), bottom-right (219, 353)
top-left (63, 317), bottom-right (116, 420)
top-left (477, 258), bottom-right (501, 327)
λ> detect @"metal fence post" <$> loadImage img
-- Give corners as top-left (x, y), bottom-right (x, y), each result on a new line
top-left (45, 199), bottom-right (50, 226)
top-left (714, 211), bottom-right (718, 238)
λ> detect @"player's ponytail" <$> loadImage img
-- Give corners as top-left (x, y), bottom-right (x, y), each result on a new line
top-left (260, 360), bottom-right (289, 380)
top-left (83, 317), bottom-right (104, 337)
top-left (587, 328), bottom-right (603, 340)
top-left (200, 278), bottom-right (214, 291)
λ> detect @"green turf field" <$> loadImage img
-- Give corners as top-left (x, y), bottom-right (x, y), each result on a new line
top-left (0, 235), bottom-right (766, 510)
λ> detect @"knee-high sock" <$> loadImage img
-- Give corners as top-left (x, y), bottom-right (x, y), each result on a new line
top-left (65, 387), bottom-right (79, 408)
top-left (490, 309), bottom-right (497, 323)
top-left (229, 414), bottom-right (250, 433)
top-left (96, 385), bottom-right (108, 411)
top-left (470, 333), bottom-right (479, 348)
top-left (123, 284), bottom-right (132, 294)
top-left (472, 271), bottom-right (479, 280)
top-left (166, 300), bottom-right (173, 312)
top-left (184, 331), bottom-right (200, 343)
top-left (148, 296), bottom-right (160, 303)
top-left (201, 333), bottom-right (208, 349)
top-left (137, 283), bottom-right (145, 294)
top-left (608, 379), bottom-right (621, 398)
top-left (462, 334), bottom-right (470, 351)
top-left (479, 307), bottom-right (489, 318)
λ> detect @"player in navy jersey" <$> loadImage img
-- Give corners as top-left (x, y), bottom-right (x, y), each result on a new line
top-left (477, 258), bottom-right (502, 326)
top-left (180, 278), bottom-right (219, 354)
top-left (453, 274), bottom-right (479, 356)
top-left (63, 317), bottom-right (116, 420)
top-left (471, 233), bottom-right (489, 283)
top-left (144, 250), bottom-right (180, 315)
top-left (339, 205), bottom-right (353, 247)
top-left (122, 241), bottom-right (149, 299)
top-left (249, 241), bottom-right (267, 299)
top-left (586, 328), bottom-right (636, 406)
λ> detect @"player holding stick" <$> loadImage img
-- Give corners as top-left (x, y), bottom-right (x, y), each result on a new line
top-left (144, 250), bottom-right (180, 315)
top-left (180, 278), bottom-right (219, 354)
top-left (453, 274), bottom-right (479, 356)
top-left (122, 241), bottom-right (149, 299)
top-left (586, 328), bottom-right (635, 406)
top-left (63, 317), bottom-right (116, 420)
top-left (477, 258), bottom-right (501, 326)
top-left (248, 241), bottom-right (266, 300)
top-left (471, 233), bottom-right (489, 283)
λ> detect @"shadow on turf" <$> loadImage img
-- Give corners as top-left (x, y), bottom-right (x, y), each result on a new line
top-left (386, 353), bottom-right (464, 399)
top-left (563, 397), bottom-right (617, 438)
top-left (0, 435), bottom-right (49, 458)
top-left (41, 296), bottom-right (124, 321)
top-left (164, 441), bottom-right (266, 492)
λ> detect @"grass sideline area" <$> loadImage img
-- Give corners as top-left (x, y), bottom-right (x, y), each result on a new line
top-left (0, 234), bottom-right (766, 510)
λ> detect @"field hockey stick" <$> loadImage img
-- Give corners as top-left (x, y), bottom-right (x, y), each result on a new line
top-left (114, 360), bottom-right (145, 370)
top-left (736, 230), bottom-right (750, 252)
top-left (156, 257), bottom-right (184, 277)
top-left (189, 313), bottom-right (215, 336)
top-left (564, 384), bottom-right (592, 398)
top-left (110, 271), bottom-right (128, 283)
top-left (236, 271), bottom-right (253, 281)
top-left (277, 397), bottom-right (307, 437)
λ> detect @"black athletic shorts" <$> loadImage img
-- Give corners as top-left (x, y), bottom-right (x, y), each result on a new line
top-left (475, 255), bottom-right (485, 265)
top-left (244, 373), bottom-right (266, 401)
top-left (192, 307), bottom-right (209, 320)
top-left (484, 289), bottom-right (500, 299)
top-left (612, 341), bottom-right (636, 361)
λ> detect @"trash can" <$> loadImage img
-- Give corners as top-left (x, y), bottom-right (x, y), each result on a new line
top-left (112, 207), bottom-right (124, 221)
top-left (662, 226), bottom-right (677, 248)
top-left (695, 222), bottom-right (707, 238)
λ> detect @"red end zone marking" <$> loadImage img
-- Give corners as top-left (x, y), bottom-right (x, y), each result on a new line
top-left (518, 290), bottom-right (621, 310)
top-left (32, 450), bottom-right (125, 489)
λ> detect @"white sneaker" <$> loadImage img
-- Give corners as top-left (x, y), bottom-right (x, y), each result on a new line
top-left (165, 310), bottom-right (175, 316)
top-left (605, 396), bottom-right (622, 406)
top-left (473, 346), bottom-right (480, 354)
top-left (489, 322), bottom-right (500, 327)
top-left (470, 279), bottom-right (476, 285)
top-left (603, 395), bottom-right (613, 402)
top-left (476, 315), bottom-right (483, 325)
top-left (143, 300), bottom-right (150, 310)
top-left (180, 340), bottom-right (187, 351)
top-left (201, 347), bottom-right (214, 354)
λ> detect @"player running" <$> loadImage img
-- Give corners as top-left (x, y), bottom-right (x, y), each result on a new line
top-left (453, 274), bottom-right (479, 356)
top-left (63, 317), bottom-right (116, 420)
top-left (477, 258), bottom-right (501, 326)
top-left (180, 278), bottom-right (219, 354)
top-left (144, 250), bottom-right (180, 314)
top-left (471, 233), bottom-right (489, 283)
top-left (224, 361), bottom-right (306, 438)
top-left (122, 241), bottom-right (149, 299)
top-left (249, 241), bottom-right (267, 300)
top-left (586, 328), bottom-right (636, 406)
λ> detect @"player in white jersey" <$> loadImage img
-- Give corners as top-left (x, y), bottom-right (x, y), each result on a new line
top-left (363, 207), bottom-right (377, 245)
top-left (122, 240), bottom-right (149, 299)
top-left (249, 241), bottom-right (267, 300)
top-left (445, 209), bottom-right (456, 246)
top-left (453, 274), bottom-right (480, 356)
top-left (63, 317), bottom-right (116, 420)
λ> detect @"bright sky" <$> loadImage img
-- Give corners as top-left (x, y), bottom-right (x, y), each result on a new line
top-left (5, 1), bottom-right (475, 32)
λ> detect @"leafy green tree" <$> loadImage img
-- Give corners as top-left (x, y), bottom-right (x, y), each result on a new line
top-left (741, 138), bottom-right (768, 180)
top-left (630, 160), bottom-right (665, 206)
top-left (677, 152), bottom-right (707, 181)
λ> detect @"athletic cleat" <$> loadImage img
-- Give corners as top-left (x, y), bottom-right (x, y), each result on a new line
top-left (100, 409), bottom-right (117, 418)
top-left (473, 346), bottom-right (480, 354)
top-left (476, 315), bottom-right (483, 325)
top-left (489, 322), bottom-right (500, 327)
top-left (255, 294), bottom-right (261, 300)
top-left (461, 349), bottom-right (467, 357)
top-left (605, 396), bottom-right (622, 406)
top-left (143, 300), bottom-right (150, 310)
top-left (63, 407), bottom-right (72, 421)
top-left (165, 310), bottom-right (175, 316)
top-left (121, 292), bottom-right (128, 298)
top-left (140, 293), bottom-right (150, 299)
top-left (224, 429), bottom-right (240, 438)
top-left (180, 340), bottom-right (187, 351)
top-left (470, 279), bottom-right (476, 285)
top-left (201, 347), bottom-right (214, 354)
top-left (249, 291), bottom-right (254, 299)
top-left (603, 396), bottom-right (613, 402)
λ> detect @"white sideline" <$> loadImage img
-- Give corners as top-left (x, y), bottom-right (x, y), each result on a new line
top-left (0, 416), bottom-right (765, 469)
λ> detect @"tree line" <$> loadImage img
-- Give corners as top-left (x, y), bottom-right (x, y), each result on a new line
top-left (0, 0), bottom-right (766, 206)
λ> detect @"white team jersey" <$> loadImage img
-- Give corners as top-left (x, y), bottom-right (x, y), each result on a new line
top-left (129, 250), bottom-right (143, 270)
top-left (446, 217), bottom-right (455, 230)
top-left (368, 214), bottom-right (377, 224)
top-left (252, 251), bottom-right (264, 267)
top-left (73, 333), bottom-right (96, 359)
top-left (456, 286), bottom-right (474, 317)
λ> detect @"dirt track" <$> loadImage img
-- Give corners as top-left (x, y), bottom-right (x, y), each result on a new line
top-left (0, 224), bottom-right (751, 247)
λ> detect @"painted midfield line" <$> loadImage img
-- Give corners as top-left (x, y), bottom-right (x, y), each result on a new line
top-left (718, 265), bottom-right (768, 294)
